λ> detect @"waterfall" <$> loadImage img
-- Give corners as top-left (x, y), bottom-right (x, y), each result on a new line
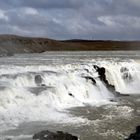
top-left (0, 58), bottom-right (140, 129)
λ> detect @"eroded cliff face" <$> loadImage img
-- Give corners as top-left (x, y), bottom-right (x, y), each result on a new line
top-left (0, 35), bottom-right (52, 55)
top-left (0, 35), bottom-right (140, 56)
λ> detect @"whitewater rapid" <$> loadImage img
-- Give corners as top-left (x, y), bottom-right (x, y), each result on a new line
top-left (0, 54), bottom-right (140, 132)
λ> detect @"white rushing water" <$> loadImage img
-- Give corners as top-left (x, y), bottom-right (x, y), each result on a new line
top-left (0, 52), bottom-right (140, 132)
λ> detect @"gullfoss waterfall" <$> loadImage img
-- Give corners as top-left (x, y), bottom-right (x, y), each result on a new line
top-left (0, 52), bottom-right (140, 140)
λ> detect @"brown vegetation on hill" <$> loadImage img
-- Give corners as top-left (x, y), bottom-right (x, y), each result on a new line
top-left (0, 35), bottom-right (140, 55)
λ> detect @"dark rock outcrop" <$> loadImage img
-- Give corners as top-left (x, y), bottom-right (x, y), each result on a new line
top-left (68, 93), bottom-right (75, 98)
top-left (35, 75), bottom-right (43, 86)
top-left (32, 130), bottom-right (78, 140)
top-left (125, 125), bottom-right (140, 140)
top-left (93, 65), bottom-right (119, 95)
top-left (84, 76), bottom-right (96, 85)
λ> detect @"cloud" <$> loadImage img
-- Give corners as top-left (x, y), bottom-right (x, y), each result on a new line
top-left (23, 7), bottom-right (39, 15)
top-left (128, 0), bottom-right (140, 7)
top-left (98, 15), bottom-right (140, 29)
top-left (0, 10), bottom-right (8, 22)
top-left (2, 0), bottom-right (85, 9)
top-left (0, 0), bottom-right (140, 40)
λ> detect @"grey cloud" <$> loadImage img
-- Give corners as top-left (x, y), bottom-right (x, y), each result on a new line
top-left (3, 0), bottom-right (85, 9)
top-left (0, 0), bottom-right (140, 40)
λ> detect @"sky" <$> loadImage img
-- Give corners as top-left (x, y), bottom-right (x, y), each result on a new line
top-left (0, 0), bottom-right (140, 40)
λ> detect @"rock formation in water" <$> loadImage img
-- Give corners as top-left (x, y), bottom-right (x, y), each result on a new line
top-left (84, 76), bottom-right (96, 85)
top-left (125, 125), bottom-right (140, 140)
top-left (94, 65), bottom-right (120, 96)
top-left (35, 75), bottom-right (43, 86)
top-left (32, 130), bottom-right (78, 140)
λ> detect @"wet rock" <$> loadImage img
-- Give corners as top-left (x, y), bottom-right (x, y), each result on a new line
top-left (125, 125), bottom-right (140, 140)
top-left (93, 65), bottom-right (119, 95)
top-left (94, 65), bottom-right (109, 85)
top-left (84, 76), bottom-right (96, 85)
top-left (98, 67), bottom-right (108, 83)
top-left (84, 68), bottom-right (90, 73)
top-left (35, 75), bottom-right (43, 86)
top-left (69, 93), bottom-right (75, 98)
top-left (93, 65), bottom-right (99, 71)
top-left (32, 130), bottom-right (78, 140)
top-left (110, 99), bottom-right (116, 102)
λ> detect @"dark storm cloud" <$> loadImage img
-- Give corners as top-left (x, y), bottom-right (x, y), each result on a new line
top-left (0, 0), bottom-right (140, 40)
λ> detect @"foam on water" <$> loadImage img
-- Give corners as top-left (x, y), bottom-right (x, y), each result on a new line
top-left (0, 57), bottom-right (140, 132)
top-left (101, 59), bottom-right (140, 94)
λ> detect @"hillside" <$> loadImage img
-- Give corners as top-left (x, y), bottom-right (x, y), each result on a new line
top-left (0, 35), bottom-right (140, 55)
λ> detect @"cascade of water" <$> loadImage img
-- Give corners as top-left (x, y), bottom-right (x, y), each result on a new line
top-left (0, 59), bottom-right (140, 129)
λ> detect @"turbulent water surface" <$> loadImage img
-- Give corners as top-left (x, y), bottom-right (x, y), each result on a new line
top-left (0, 51), bottom-right (140, 140)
